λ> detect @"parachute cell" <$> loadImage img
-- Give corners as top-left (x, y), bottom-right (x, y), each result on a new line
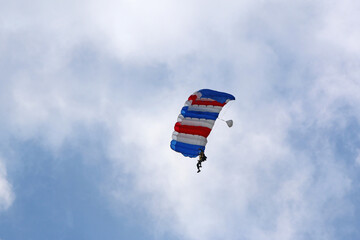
top-left (170, 89), bottom-right (235, 158)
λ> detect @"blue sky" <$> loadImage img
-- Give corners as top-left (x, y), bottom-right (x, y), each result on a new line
top-left (1, 0), bottom-right (360, 239)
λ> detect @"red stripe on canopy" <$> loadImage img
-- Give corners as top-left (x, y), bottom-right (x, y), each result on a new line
top-left (192, 100), bottom-right (225, 107)
top-left (188, 94), bottom-right (225, 107)
top-left (175, 122), bottom-right (212, 138)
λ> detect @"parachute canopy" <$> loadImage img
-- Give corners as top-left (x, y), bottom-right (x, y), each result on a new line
top-left (170, 89), bottom-right (235, 158)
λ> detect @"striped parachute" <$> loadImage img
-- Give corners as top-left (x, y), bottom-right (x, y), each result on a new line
top-left (170, 89), bottom-right (235, 158)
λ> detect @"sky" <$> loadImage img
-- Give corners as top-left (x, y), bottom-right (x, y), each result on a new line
top-left (1, 0), bottom-right (360, 239)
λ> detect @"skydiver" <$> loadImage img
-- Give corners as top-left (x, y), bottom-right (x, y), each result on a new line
top-left (197, 149), bottom-right (207, 173)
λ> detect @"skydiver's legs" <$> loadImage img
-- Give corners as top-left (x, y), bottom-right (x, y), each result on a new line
top-left (197, 160), bottom-right (202, 173)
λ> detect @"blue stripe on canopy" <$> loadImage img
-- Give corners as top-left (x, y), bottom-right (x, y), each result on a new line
top-left (181, 106), bottom-right (219, 120)
top-left (198, 89), bottom-right (235, 103)
top-left (170, 140), bottom-right (205, 158)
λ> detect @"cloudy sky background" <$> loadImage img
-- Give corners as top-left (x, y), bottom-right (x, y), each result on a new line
top-left (1, 0), bottom-right (360, 239)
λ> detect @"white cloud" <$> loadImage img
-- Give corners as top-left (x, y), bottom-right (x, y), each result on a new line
top-left (107, 87), bottom-right (353, 240)
top-left (0, 158), bottom-right (15, 211)
top-left (1, 0), bottom-right (359, 239)
top-left (356, 151), bottom-right (360, 166)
